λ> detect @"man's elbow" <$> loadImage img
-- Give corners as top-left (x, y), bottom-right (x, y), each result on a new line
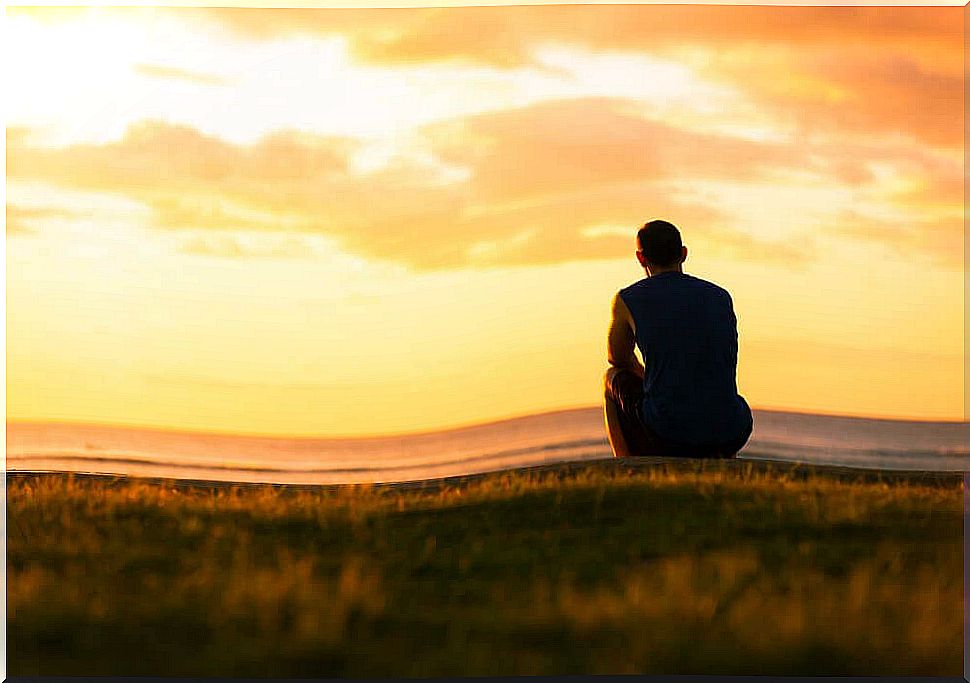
top-left (609, 351), bottom-right (645, 377)
top-left (607, 354), bottom-right (636, 371)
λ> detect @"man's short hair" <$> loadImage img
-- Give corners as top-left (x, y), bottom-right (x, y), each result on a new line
top-left (637, 219), bottom-right (683, 267)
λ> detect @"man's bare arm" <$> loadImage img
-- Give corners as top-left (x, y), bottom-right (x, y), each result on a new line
top-left (607, 292), bottom-right (644, 378)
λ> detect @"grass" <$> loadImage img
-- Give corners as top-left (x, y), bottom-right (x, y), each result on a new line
top-left (6, 457), bottom-right (964, 677)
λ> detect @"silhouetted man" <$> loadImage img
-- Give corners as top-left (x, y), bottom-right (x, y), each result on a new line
top-left (604, 219), bottom-right (753, 458)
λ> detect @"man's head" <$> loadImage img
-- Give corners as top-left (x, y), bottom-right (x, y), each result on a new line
top-left (636, 219), bottom-right (687, 275)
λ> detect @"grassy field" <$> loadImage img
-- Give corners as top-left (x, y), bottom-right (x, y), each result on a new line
top-left (6, 457), bottom-right (964, 677)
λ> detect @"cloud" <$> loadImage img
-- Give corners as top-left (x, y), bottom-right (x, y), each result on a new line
top-left (184, 6), bottom-right (958, 66)
top-left (15, 6), bottom-right (959, 151)
top-left (891, 176), bottom-right (962, 212)
top-left (11, 6), bottom-right (959, 164)
top-left (7, 96), bottom-right (958, 271)
top-left (177, 233), bottom-right (318, 259)
top-left (6, 204), bottom-right (82, 236)
top-left (7, 206), bottom-right (37, 236)
top-left (334, 98), bottom-right (818, 268)
top-left (185, 5), bottom-right (960, 151)
top-left (702, 50), bottom-right (961, 149)
top-left (423, 98), bottom-right (805, 200)
top-left (711, 232), bottom-right (817, 269)
top-left (7, 120), bottom-right (358, 223)
top-left (835, 210), bottom-right (962, 268)
top-left (6, 126), bottom-right (34, 149)
top-left (133, 63), bottom-right (229, 86)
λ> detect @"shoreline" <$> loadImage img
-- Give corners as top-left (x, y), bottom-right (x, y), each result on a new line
top-left (6, 455), bottom-right (962, 493)
top-left (10, 408), bottom-right (968, 482)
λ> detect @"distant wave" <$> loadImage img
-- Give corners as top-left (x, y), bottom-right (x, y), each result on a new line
top-left (745, 440), bottom-right (970, 459)
top-left (6, 438), bottom-right (611, 474)
top-left (7, 407), bottom-right (968, 481)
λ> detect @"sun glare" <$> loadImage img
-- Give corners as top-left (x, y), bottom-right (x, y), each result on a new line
top-left (6, 5), bottom-right (964, 433)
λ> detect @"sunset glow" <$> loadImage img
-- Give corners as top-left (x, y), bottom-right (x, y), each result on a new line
top-left (6, 5), bottom-right (964, 435)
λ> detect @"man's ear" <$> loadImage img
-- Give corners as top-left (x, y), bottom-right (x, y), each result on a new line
top-left (636, 250), bottom-right (647, 268)
top-left (680, 245), bottom-right (688, 263)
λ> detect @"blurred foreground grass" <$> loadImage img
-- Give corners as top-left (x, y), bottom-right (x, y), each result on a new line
top-left (7, 457), bottom-right (963, 676)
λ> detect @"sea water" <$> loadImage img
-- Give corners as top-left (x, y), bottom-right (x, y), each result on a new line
top-left (6, 408), bottom-right (968, 484)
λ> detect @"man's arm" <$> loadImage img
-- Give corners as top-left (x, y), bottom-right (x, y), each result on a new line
top-left (607, 292), bottom-right (644, 378)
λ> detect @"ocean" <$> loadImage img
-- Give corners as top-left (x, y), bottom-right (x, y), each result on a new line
top-left (6, 407), bottom-right (967, 484)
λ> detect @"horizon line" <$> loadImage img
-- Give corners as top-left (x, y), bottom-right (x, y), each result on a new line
top-left (7, 403), bottom-right (967, 441)
top-left (4, 1), bottom-right (963, 6)
top-left (5, 0), bottom-right (968, 9)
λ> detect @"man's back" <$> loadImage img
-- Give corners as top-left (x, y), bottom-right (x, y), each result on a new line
top-left (619, 272), bottom-right (752, 447)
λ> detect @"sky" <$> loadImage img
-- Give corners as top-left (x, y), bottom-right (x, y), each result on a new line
top-left (5, 4), bottom-right (965, 435)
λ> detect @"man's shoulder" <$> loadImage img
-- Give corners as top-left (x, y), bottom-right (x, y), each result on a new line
top-left (619, 277), bottom-right (651, 297)
top-left (685, 274), bottom-right (732, 300)
top-left (620, 274), bottom-right (733, 306)
top-left (617, 279), bottom-right (655, 312)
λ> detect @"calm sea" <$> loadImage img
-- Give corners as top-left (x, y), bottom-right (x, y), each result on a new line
top-left (6, 408), bottom-right (968, 484)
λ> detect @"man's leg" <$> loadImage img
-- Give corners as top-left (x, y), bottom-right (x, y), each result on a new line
top-left (674, 421), bottom-right (753, 459)
top-left (604, 389), bottom-right (635, 458)
top-left (718, 421), bottom-right (753, 459)
top-left (603, 367), bottom-right (643, 458)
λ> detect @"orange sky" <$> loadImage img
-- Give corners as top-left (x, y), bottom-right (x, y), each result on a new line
top-left (6, 4), bottom-right (964, 435)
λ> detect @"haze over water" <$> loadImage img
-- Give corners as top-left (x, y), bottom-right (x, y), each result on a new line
top-left (8, 408), bottom-right (968, 485)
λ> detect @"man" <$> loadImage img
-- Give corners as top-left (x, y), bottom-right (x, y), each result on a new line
top-left (604, 219), bottom-right (753, 459)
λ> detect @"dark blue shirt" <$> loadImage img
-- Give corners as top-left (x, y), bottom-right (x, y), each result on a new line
top-left (619, 272), bottom-right (752, 446)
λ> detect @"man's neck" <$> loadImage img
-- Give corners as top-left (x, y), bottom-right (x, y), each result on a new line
top-left (647, 266), bottom-right (683, 277)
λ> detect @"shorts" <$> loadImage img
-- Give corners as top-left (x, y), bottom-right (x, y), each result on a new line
top-left (604, 366), bottom-right (750, 459)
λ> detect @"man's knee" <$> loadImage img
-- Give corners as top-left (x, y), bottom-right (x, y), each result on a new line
top-left (604, 366), bottom-right (621, 398)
